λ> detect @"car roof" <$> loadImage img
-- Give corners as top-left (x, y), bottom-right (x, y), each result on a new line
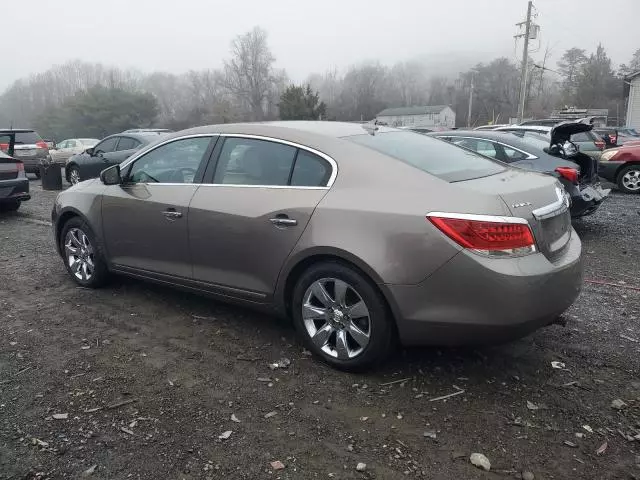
top-left (105, 132), bottom-right (163, 142)
top-left (495, 125), bottom-right (552, 133)
top-left (175, 121), bottom-right (400, 139)
top-left (0, 128), bottom-right (36, 134)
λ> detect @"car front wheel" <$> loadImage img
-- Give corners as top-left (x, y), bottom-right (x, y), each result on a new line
top-left (292, 261), bottom-right (395, 371)
top-left (60, 218), bottom-right (109, 288)
top-left (617, 164), bottom-right (640, 194)
top-left (68, 166), bottom-right (81, 185)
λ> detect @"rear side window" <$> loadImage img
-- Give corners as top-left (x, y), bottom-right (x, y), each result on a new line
top-left (116, 137), bottom-right (140, 151)
top-left (451, 138), bottom-right (498, 158)
top-left (291, 150), bottom-right (331, 187)
top-left (95, 137), bottom-right (118, 154)
top-left (345, 131), bottom-right (505, 182)
top-left (214, 138), bottom-right (297, 186)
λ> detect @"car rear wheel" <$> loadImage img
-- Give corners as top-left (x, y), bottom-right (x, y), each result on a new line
top-left (617, 164), bottom-right (640, 193)
top-left (33, 169), bottom-right (41, 179)
top-left (0, 200), bottom-right (20, 212)
top-left (60, 218), bottom-right (109, 288)
top-left (69, 166), bottom-right (81, 185)
top-left (291, 261), bottom-right (395, 371)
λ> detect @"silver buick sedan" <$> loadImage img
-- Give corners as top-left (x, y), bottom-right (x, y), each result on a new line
top-left (52, 121), bottom-right (582, 371)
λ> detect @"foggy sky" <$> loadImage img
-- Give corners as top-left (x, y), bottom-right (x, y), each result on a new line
top-left (3, 0), bottom-right (638, 90)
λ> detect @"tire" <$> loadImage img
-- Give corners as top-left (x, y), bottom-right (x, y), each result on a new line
top-left (0, 200), bottom-right (20, 212)
top-left (59, 217), bottom-right (109, 288)
top-left (291, 261), bottom-right (395, 371)
top-left (33, 169), bottom-right (41, 179)
top-left (68, 165), bottom-right (81, 185)
top-left (616, 164), bottom-right (640, 194)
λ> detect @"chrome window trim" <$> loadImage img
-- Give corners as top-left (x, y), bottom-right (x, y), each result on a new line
top-left (439, 135), bottom-right (538, 160)
top-left (118, 132), bottom-right (338, 190)
top-left (426, 211), bottom-right (529, 225)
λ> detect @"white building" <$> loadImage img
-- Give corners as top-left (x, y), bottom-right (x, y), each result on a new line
top-left (376, 105), bottom-right (456, 129)
top-left (625, 71), bottom-right (640, 129)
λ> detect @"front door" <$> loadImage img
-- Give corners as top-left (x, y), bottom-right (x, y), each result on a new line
top-left (86, 136), bottom-right (120, 178)
top-left (189, 136), bottom-right (333, 299)
top-left (101, 135), bottom-right (215, 278)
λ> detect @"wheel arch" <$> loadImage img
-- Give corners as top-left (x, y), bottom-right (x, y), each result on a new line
top-left (276, 247), bottom-right (401, 324)
top-left (615, 160), bottom-right (640, 180)
top-left (55, 207), bottom-right (91, 255)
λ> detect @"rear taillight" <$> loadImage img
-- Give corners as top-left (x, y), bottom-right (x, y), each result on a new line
top-left (0, 143), bottom-right (8, 151)
top-left (427, 213), bottom-right (536, 257)
top-left (555, 167), bottom-right (579, 184)
top-left (595, 140), bottom-right (605, 150)
top-left (16, 162), bottom-right (24, 172)
top-left (36, 141), bottom-right (48, 149)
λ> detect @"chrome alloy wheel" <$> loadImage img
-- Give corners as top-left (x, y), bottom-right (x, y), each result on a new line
top-left (622, 168), bottom-right (640, 191)
top-left (69, 168), bottom-right (81, 185)
top-left (302, 278), bottom-right (371, 359)
top-left (64, 228), bottom-right (95, 281)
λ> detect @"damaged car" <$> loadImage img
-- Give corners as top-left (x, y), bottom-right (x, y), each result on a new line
top-left (430, 121), bottom-right (609, 217)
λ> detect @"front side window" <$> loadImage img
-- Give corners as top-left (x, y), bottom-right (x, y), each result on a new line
top-left (116, 137), bottom-right (140, 151)
top-left (213, 138), bottom-right (297, 186)
top-left (58, 140), bottom-right (69, 149)
top-left (126, 137), bottom-right (211, 184)
top-left (94, 137), bottom-right (118, 154)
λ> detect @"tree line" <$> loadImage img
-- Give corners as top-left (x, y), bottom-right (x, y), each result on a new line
top-left (0, 25), bottom-right (637, 140)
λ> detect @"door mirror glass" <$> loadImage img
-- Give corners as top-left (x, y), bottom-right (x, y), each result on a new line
top-left (100, 165), bottom-right (121, 185)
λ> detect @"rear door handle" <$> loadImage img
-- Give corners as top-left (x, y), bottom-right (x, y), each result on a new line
top-left (162, 208), bottom-right (183, 220)
top-left (270, 217), bottom-right (297, 227)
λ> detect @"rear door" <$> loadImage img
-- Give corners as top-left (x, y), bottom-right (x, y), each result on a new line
top-left (188, 136), bottom-right (333, 300)
top-left (111, 136), bottom-right (143, 167)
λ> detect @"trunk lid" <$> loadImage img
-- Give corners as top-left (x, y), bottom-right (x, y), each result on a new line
top-left (457, 169), bottom-right (571, 260)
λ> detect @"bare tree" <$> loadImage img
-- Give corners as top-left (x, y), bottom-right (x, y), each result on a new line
top-left (221, 26), bottom-right (276, 121)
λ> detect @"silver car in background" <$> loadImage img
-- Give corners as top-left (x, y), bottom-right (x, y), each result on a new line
top-left (52, 122), bottom-right (582, 371)
top-left (50, 138), bottom-right (100, 164)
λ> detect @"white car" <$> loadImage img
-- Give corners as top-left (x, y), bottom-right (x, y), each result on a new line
top-left (50, 138), bottom-right (100, 164)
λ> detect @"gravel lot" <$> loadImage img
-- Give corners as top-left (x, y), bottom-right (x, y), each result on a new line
top-left (1, 176), bottom-right (639, 480)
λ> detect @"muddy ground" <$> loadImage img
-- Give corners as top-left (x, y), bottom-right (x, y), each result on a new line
top-left (1, 176), bottom-right (639, 480)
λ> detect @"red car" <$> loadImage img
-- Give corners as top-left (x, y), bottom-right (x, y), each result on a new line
top-left (598, 144), bottom-right (640, 193)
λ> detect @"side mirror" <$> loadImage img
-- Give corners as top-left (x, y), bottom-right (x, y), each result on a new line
top-left (100, 165), bottom-right (121, 185)
top-left (85, 147), bottom-right (94, 156)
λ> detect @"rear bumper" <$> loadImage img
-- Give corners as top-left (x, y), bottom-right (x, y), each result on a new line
top-left (386, 231), bottom-right (582, 346)
top-left (598, 161), bottom-right (624, 183)
top-left (568, 184), bottom-right (610, 217)
top-left (0, 178), bottom-right (30, 202)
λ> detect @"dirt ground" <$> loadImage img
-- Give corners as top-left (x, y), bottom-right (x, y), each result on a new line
top-left (1, 176), bottom-right (639, 480)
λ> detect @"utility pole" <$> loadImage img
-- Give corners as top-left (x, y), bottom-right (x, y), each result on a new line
top-left (467, 74), bottom-right (474, 127)
top-left (516, 1), bottom-right (533, 123)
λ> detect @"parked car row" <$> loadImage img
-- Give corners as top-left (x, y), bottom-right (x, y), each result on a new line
top-left (473, 119), bottom-right (640, 195)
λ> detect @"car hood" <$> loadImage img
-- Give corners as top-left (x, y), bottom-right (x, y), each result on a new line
top-left (550, 121), bottom-right (592, 145)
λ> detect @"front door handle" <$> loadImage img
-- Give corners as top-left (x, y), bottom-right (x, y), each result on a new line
top-left (162, 208), bottom-right (183, 220)
top-left (270, 217), bottom-right (297, 227)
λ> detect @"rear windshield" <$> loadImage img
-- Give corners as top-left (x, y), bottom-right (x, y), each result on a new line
top-left (15, 131), bottom-right (42, 144)
top-left (345, 131), bottom-right (505, 182)
top-left (513, 132), bottom-right (549, 150)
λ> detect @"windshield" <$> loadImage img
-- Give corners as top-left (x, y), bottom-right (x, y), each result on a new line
top-left (345, 131), bottom-right (505, 182)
